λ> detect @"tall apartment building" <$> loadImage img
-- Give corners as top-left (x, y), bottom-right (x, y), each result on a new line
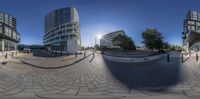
top-left (43, 7), bottom-right (81, 54)
top-left (0, 12), bottom-right (20, 52)
top-left (182, 11), bottom-right (200, 52)
top-left (100, 30), bottom-right (125, 48)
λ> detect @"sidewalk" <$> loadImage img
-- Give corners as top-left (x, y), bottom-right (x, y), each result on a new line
top-left (0, 56), bottom-right (6, 63)
top-left (0, 53), bottom-right (30, 63)
top-left (19, 52), bottom-right (93, 69)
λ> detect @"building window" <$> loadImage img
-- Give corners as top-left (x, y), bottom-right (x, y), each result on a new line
top-left (188, 26), bottom-right (195, 31)
top-left (192, 11), bottom-right (198, 20)
top-left (5, 26), bottom-right (11, 37)
top-left (0, 26), bottom-right (2, 33)
top-left (16, 34), bottom-right (20, 41)
top-left (4, 14), bottom-right (8, 24)
top-left (198, 12), bottom-right (200, 20)
top-left (0, 13), bottom-right (3, 22)
top-left (196, 22), bottom-right (200, 26)
top-left (9, 17), bottom-right (12, 26)
top-left (188, 21), bottom-right (195, 25)
top-left (12, 31), bottom-right (16, 39)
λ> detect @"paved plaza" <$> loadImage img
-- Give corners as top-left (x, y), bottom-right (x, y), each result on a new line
top-left (0, 50), bottom-right (200, 98)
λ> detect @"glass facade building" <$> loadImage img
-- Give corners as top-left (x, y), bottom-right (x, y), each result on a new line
top-left (0, 13), bottom-right (20, 52)
top-left (44, 7), bottom-right (81, 54)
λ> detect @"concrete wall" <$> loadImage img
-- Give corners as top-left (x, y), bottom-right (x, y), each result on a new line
top-left (67, 39), bottom-right (78, 54)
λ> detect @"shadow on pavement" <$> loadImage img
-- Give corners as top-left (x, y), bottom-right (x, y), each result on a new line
top-left (32, 49), bottom-right (59, 57)
top-left (102, 52), bottom-right (182, 92)
top-left (89, 56), bottom-right (94, 62)
top-left (182, 54), bottom-right (191, 63)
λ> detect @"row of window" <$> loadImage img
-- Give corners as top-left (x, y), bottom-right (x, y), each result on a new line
top-left (0, 26), bottom-right (20, 41)
top-left (45, 27), bottom-right (78, 42)
top-left (188, 21), bottom-right (200, 26)
top-left (187, 25), bottom-right (200, 32)
top-left (45, 22), bottom-right (78, 35)
top-left (0, 39), bottom-right (17, 51)
top-left (0, 13), bottom-right (15, 28)
top-left (44, 34), bottom-right (77, 44)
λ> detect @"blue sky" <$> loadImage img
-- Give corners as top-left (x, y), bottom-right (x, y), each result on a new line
top-left (0, 0), bottom-right (199, 47)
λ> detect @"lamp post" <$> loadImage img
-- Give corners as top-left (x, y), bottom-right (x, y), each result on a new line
top-left (94, 34), bottom-right (102, 51)
top-left (94, 34), bottom-right (102, 56)
top-left (95, 36), bottom-right (97, 51)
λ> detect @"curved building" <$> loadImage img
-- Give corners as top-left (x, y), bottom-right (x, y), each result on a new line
top-left (43, 7), bottom-right (81, 54)
top-left (0, 12), bottom-right (20, 52)
top-left (183, 11), bottom-right (200, 52)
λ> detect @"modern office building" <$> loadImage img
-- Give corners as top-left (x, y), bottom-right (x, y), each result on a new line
top-left (0, 12), bottom-right (20, 52)
top-left (182, 10), bottom-right (200, 52)
top-left (43, 7), bottom-right (81, 54)
top-left (100, 30), bottom-right (125, 48)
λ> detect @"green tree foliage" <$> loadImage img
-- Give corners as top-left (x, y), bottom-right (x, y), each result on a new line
top-left (163, 42), bottom-right (170, 49)
top-left (142, 28), bottom-right (164, 50)
top-left (112, 34), bottom-right (136, 50)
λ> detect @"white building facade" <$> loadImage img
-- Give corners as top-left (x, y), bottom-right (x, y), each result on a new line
top-left (44, 7), bottom-right (81, 54)
top-left (100, 30), bottom-right (125, 48)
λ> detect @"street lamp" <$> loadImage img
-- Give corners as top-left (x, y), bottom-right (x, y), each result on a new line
top-left (93, 34), bottom-right (102, 53)
top-left (95, 34), bottom-right (102, 50)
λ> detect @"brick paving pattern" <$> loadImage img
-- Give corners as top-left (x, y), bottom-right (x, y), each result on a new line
top-left (0, 51), bottom-right (199, 98)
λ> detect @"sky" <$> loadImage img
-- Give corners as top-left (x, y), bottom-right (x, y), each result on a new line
top-left (0, 0), bottom-right (200, 47)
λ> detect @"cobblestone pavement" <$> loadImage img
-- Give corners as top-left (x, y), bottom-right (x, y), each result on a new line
top-left (0, 51), bottom-right (200, 98)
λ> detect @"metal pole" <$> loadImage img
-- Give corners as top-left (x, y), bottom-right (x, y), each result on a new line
top-left (75, 52), bottom-right (77, 58)
top-left (182, 53), bottom-right (184, 63)
top-left (93, 51), bottom-right (95, 58)
top-left (5, 53), bottom-right (7, 59)
top-left (84, 51), bottom-right (86, 58)
top-left (167, 53), bottom-right (170, 62)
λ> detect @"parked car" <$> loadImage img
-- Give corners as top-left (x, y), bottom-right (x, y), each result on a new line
top-left (23, 48), bottom-right (31, 53)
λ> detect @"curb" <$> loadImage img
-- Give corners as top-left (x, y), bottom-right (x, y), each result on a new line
top-left (102, 54), bottom-right (165, 63)
top-left (19, 54), bottom-right (93, 69)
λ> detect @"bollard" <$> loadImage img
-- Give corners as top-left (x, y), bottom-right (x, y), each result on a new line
top-left (167, 53), bottom-right (170, 62)
top-left (84, 51), bottom-right (86, 58)
top-left (182, 53), bottom-right (184, 63)
top-left (196, 53), bottom-right (198, 61)
top-left (93, 52), bottom-right (95, 58)
top-left (75, 52), bottom-right (77, 58)
top-left (5, 53), bottom-right (7, 59)
top-left (12, 52), bottom-right (14, 57)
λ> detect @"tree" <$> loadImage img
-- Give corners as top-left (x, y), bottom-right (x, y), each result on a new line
top-left (142, 28), bottom-right (164, 50)
top-left (94, 44), bottom-right (100, 50)
top-left (112, 34), bottom-right (136, 50)
top-left (163, 42), bottom-right (170, 49)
